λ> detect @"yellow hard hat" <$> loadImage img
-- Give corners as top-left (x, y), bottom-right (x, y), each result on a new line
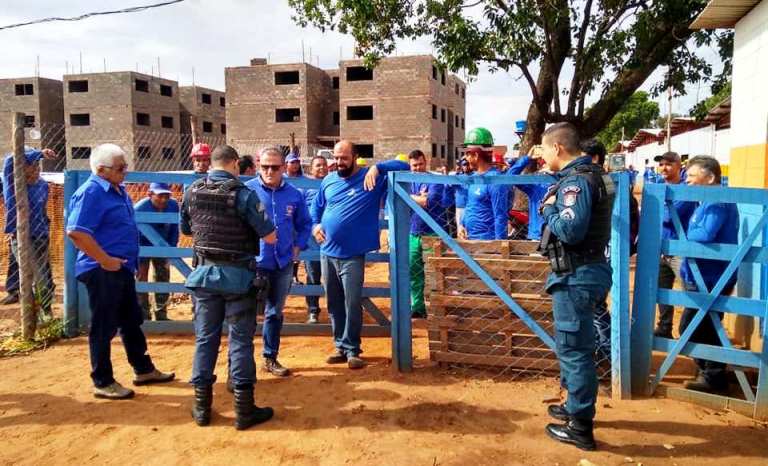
top-left (356, 158), bottom-right (368, 167)
top-left (395, 153), bottom-right (408, 162)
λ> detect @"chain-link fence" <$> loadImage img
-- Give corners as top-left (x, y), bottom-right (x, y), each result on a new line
top-left (403, 174), bottom-right (614, 385)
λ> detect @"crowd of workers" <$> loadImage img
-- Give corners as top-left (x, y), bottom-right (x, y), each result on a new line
top-left (0, 121), bottom-right (739, 449)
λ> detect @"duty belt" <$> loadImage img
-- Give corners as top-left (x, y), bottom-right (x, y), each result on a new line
top-left (194, 254), bottom-right (253, 270)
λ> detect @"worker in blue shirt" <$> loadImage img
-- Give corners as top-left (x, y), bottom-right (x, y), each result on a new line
top-left (2, 147), bottom-right (57, 318)
top-left (653, 151), bottom-right (696, 338)
top-left (133, 183), bottom-right (179, 321)
top-left (407, 149), bottom-right (451, 318)
top-left (302, 155), bottom-right (329, 324)
top-left (506, 151), bottom-right (552, 241)
top-left (538, 123), bottom-right (615, 451)
top-left (678, 156), bottom-right (739, 394)
top-left (67, 144), bottom-right (175, 400)
top-left (181, 145), bottom-right (277, 430)
top-left (245, 148), bottom-right (312, 377)
top-left (458, 128), bottom-right (510, 240)
top-left (311, 140), bottom-right (408, 369)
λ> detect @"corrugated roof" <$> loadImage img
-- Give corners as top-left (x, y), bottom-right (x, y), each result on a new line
top-left (690, 0), bottom-right (761, 29)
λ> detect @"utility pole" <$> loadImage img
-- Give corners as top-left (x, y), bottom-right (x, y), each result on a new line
top-left (666, 82), bottom-right (673, 152)
top-left (12, 113), bottom-right (37, 339)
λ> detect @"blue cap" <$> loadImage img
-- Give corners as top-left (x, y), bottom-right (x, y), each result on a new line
top-left (286, 153), bottom-right (300, 163)
top-left (23, 148), bottom-right (43, 165)
top-left (149, 182), bottom-right (172, 195)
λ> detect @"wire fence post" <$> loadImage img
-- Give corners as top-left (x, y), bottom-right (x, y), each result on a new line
top-left (387, 172), bottom-right (412, 372)
top-left (12, 112), bottom-right (37, 339)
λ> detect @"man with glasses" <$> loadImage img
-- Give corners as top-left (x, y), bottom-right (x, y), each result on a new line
top-left (245, 148), bottom-right (312, 377)
top-left (66, 144), bottom-right (175, 400)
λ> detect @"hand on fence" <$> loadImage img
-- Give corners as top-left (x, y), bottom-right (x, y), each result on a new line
top-left (100, 256), bottom-right (127, 272)
top-left (363, 165), bottom-right (379, 191)
top-left (41, 148), bottom-right (58, 160)
top-left (312, 225), bottom-right (326, 244)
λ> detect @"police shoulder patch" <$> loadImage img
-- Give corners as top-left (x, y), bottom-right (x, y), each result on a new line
top-left (561, 184), bottom-right (580, 207)
top-left (560, 207), bottom-right (576, 220)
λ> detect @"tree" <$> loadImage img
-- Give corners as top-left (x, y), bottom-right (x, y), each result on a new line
top-left (288, 1), bottom-right (729, 152)
top-left (690, 81), bottom-right (731, 121)
top-left (596, 92), bottom-right (659, 149)
top-left (653, 113), bottom-right (681, 129)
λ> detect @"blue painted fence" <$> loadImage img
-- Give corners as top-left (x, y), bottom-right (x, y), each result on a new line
top-left (630, 182), bottom-right (768, 420)
top-left (62, 170), bottom-right (391, 338)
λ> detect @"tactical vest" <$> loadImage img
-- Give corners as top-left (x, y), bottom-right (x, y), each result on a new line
top-left (561, 164), bottom-right (615, 258)
top-left (187, 177), bottom-right (260, 261)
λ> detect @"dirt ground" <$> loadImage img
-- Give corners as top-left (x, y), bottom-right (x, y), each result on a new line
top-left (1, 327), bottom-right (766, 466)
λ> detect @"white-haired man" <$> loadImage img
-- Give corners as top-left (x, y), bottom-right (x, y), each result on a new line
top-left (66, 144), bottom-right (174, 400)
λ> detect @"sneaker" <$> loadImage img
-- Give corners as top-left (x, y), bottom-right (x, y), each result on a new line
top-left (93, 382), bottom-right (135, 400)
top-left (326, 350), bottom-right (347, 364)
top-left (133, 369), bottom-right (176, 386)
top-left (263, 357), bottom-right (291, 377)
top-left (307, 313), bottom-right (319, 324)
top-left (0, 293), bottom-right (19, 305)
top-left (684, 373), bottom-right (728, 394)
top-left (347, 356), bottom-right (366, 370)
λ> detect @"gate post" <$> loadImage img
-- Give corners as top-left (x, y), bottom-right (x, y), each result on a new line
top-left (610, 171), bottom-right (631, 399)
top-left (63, 170), bottom-right (80, 337)
top-left (630, 183), bottom-right (666, 396)
top-left (387, 172), bottom-right (412, 372)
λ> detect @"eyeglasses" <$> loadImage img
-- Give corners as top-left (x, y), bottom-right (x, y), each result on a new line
top-left (260, 164), bottom-right (282, 172)
top-left (103, 164), bottom-right (128, 173)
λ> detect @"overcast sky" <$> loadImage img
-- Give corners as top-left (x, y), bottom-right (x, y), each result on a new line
top-left (0, 0), bottom-right (725, 144)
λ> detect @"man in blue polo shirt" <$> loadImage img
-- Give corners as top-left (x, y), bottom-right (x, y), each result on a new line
top-left (133, 182), bottom-right (179, 321)
top-left (245, 148), bottom-right (312, 377)
top-left (679, 156), bottom-right (738, 394)
top-left (311, 140), bottom-right (407, 369)
top-left (66, 143), bottom-right (174, 400)
top-left (407, 149), bottom-right (450, 318)
top-left (2, 147), bottom-right (56, 318)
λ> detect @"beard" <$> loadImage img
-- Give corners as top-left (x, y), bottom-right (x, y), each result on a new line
top-left (337, 165), bottom-right (354, 177)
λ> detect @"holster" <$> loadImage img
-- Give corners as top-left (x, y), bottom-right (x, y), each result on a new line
top-left (537, 227), bottom-right (574, 276)
top-left (252, 270), bottom-right (270, 315)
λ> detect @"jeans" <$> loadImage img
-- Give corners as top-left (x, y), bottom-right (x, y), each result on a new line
top-left (321, 255), bottom-right (365, 357)
top-left (10, 236), bottom-right (55, 312)
top-left (656, 256), bottom-right (682, 334)
top-left (409, 234), bottom-right (433, 316)
top-left (190, 288), bottom-right (258, 387)
top-left (137, 258), bottom-right (171, 319)
top-left (550, 283), bottom-right (607, 421)
top-left (304, 260), bottom-right (322, 315)
top-left (262, 264), bottom-right (294, 359)
top-left (79, 267), bottom-right (155, 388)
top-left (5, 235), bottom-right (18, 293)
top-left (679, 282), bottom-right (734, 389)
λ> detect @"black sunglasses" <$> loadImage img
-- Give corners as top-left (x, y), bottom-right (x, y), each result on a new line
top-left (260, 164), bottom-right (282, 171)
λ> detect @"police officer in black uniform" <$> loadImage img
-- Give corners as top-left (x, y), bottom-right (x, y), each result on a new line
top-left (537, 123), bottom-right (615, 450)
top-left (181, 145), bottom-right (278, 430)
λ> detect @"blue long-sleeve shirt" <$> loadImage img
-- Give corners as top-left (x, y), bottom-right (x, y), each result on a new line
top-left (311, 160), bottom-right (408, 258)
top-left (680, 201), bottom-right (739, 291)
top-left (245, 176), bottom-right (312, 270)
top-left (541, 156), bottom-right (612, 289)
top-left (180, 170), bottom-right (275, 294)
top-left (410, 181), bottom-right (451, 236)
top-left (462, 167), bottom-right (510, 240)
top-left (661, 180), bottom-right (696, 241)
top-left (506, 155), bottom-right (552, 241)
top-left (2, 153), bottom-right (49, 238)
top-left (133, 197), bottom-right (180, 247)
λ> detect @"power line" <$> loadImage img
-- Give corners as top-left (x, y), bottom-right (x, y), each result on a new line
top-left (0, 0), bottom-right (186, 31)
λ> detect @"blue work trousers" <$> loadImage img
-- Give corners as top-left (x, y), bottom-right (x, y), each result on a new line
top-left (550, 283), bottom-right (607, 421)
top-left (190, 289), bottom-right (257, 387)
top-left (321, 255), bottom-right (364, 357)
top-left (261, 264), bottom-right (294, 359)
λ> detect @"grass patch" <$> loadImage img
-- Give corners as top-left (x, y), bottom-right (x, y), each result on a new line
top-left (0, 318), bottom-right (65, 357)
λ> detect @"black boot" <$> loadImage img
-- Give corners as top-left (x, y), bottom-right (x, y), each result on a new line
top-left (545, 419), bottom-right (596, 451)
top-left (191, 385), bottom-right (213, 427)
top-left (233, 385), bottom-right (274, 430)
top-left (547, 404), bottom-right (570, 422)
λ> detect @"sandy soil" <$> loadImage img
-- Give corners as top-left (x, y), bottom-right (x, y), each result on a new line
top-left (1, 328), bottom-right (766, 466)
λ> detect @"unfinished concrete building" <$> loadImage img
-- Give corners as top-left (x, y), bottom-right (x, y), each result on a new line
top-left (339, 55), bottom-right (466, 167)
top-left (179, 85), bottom-right (226, 159)
top-left (0, 77), bottom-right (65, 171)
top-left (225, 58), bottom-right (338, 157)
top-left (225, 54), bottom-right (465, 167)
top-left (63, 71), bottom-right (180, 170)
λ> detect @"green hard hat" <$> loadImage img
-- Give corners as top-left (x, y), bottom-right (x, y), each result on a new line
top-left (464, 127), bottom-right (494, 147)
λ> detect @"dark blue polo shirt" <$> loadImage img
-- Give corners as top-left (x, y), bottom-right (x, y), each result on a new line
top-left (66, 174), bottom-right (140, 277)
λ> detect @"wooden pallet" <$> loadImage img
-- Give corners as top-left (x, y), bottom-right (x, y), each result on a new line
top-left (422, 239), bottom-right (559, 374)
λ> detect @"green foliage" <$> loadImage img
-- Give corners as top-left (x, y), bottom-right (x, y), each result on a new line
top-left (596, 92), bottom-right (659, 149)
top-left (690, 81), bottom-right (731, 121)
top-left (0, 318), bottom-right (64, 357)
top-left (653, 113), bottom-right (681, 129)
